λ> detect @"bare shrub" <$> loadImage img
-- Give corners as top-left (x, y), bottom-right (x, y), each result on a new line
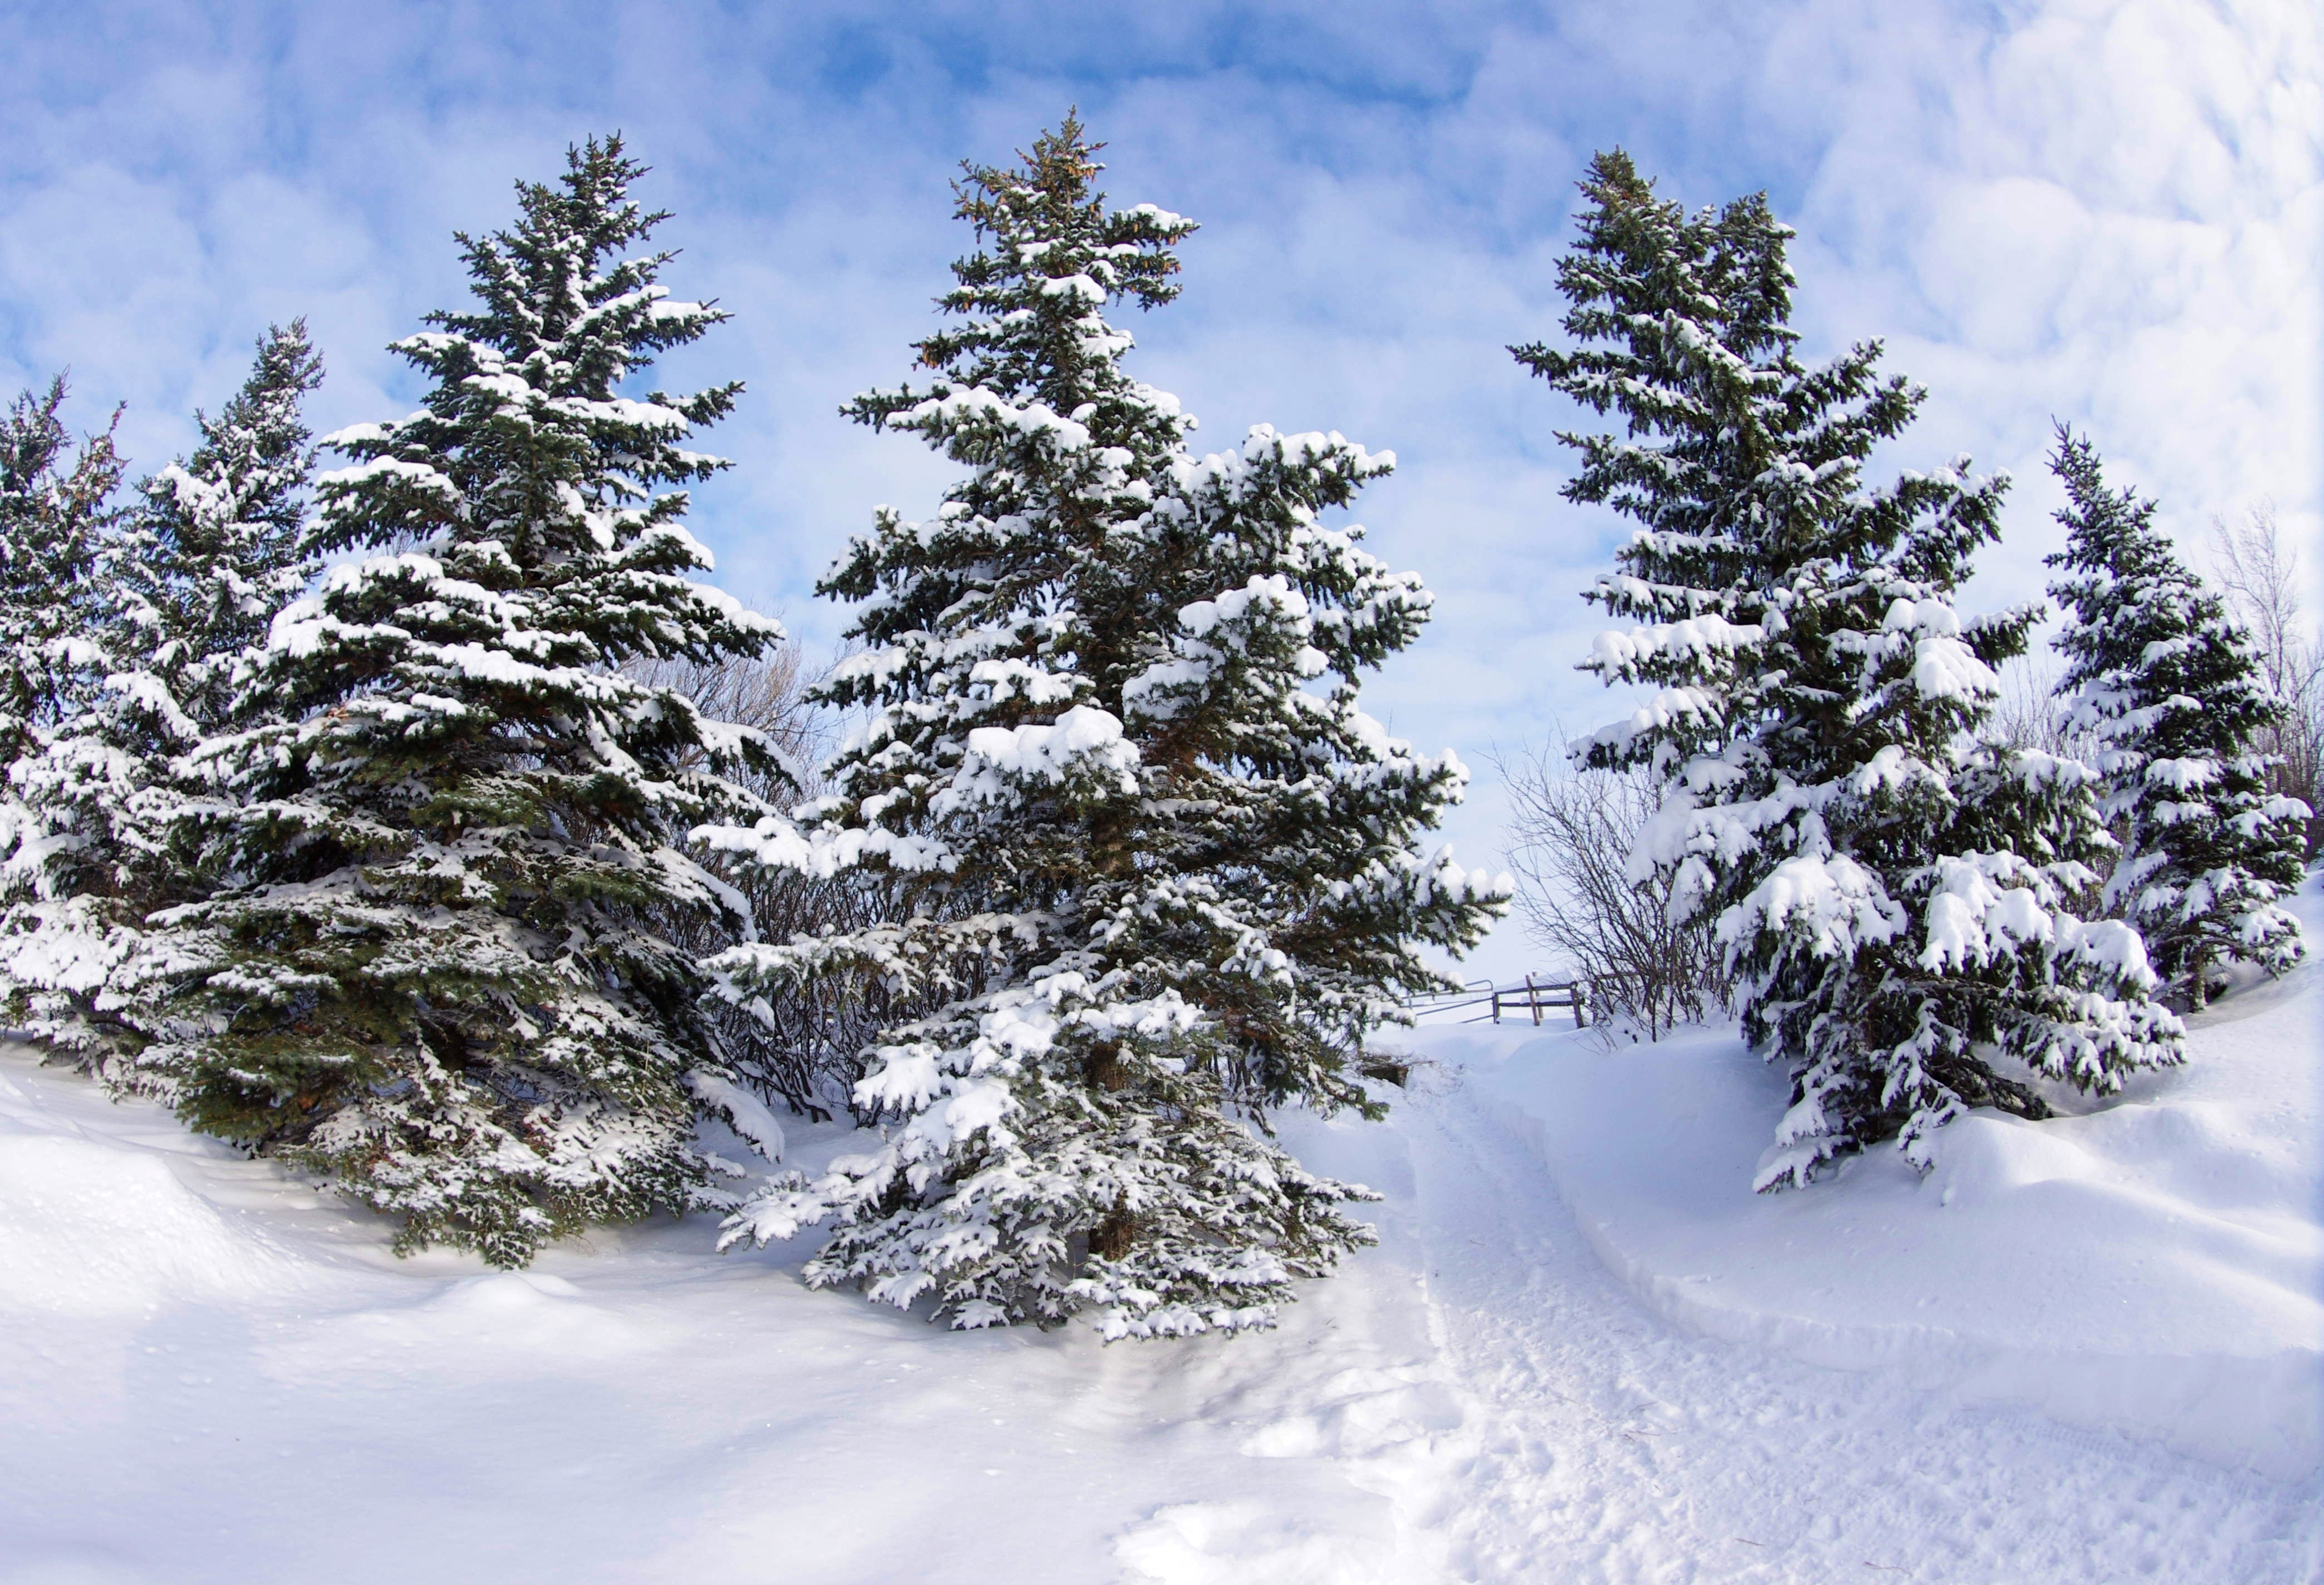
top-left (626, 642), bottom-right (821, 798)
top-left (1497, 744), bottom-right (1731, 1040)
top-left (630, 640), bottom-right (918, 1119)
top-left (2210, 504), bottom-right (2324, 857)
top-left (713, 868), bottom-right (930, 1122)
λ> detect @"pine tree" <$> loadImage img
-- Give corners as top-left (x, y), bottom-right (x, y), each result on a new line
top-left (1520, 152), bottom-right (2180, 1189)
top-left (132, 322), bottom-right (326, 732)
top-left (0, 325), bottom-right (323, 1071)
top-left (2046, 427), bottom-right (2307, 1008)
top-left (0, 379), bottom-right (128, 1040)
top-left (704, 117), bottom-right (1502, 1337)
top-left (151, 138), bottom-right (789, 1266)
top-left (0, 378), bottom-right (123, 772)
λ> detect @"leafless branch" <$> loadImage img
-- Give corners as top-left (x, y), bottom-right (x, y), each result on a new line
top-left (629, 635), bottom-right (917, 1117)
top-left (1496, 743), bottom-right (1732, 1041)
top-left (1991, 651), bottom-right (2098, 762)
top-left (2210, 503), bottom-right (2323, 857)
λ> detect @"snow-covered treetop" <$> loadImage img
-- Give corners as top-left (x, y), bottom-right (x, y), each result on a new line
top-left (1520, 150), bottom-right (2020, 785)
top-left (247, 135), bottom-right (785, 816)
top-left (879, 110), bottom-right (1194, 418)
top-left (0, 378), bottom-right (124, 754)
top-left (2047, 424), bottom-right (2278, 765)
top-left (820, 114), bottom-right (1433, 721)
top-left (824, 112), bottom-right (1208, 658)
top-left (114, 321), bottom-right (324, 734)
top-left (312, 134), bottom-right (759, 667)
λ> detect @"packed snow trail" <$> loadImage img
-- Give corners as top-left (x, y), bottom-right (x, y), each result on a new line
top-left (1306, 1071), bottom-right (2319, 1583)
top-left (2, 953), bottom-right (2317, 1581)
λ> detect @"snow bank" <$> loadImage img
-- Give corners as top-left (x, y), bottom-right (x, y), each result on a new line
top-left (1, 934), bottom-right (2312, 1578)
top-left (1422, 888), bottom-right (2324, 1479)
top-left (0, 1049), bottom-right (1466, 1585)
top-left (0, 1065), bottom-right (319, 1317)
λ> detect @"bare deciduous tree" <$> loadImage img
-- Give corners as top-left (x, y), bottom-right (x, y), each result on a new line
top-left (2210, 504), bottom-right (2323, 857)
top-left (1497, 744), bottom-right (1731, 1040)
top-left (1991, 651), bottom-right (2098, 762)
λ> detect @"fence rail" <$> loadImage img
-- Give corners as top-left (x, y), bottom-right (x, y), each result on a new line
top-left (1408, 973), bottom-right (1591, 1028)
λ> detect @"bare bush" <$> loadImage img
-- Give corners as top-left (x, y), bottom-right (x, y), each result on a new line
top-left (1497, 745), bottom-right (1732, 1040)
top-left (630, 641), bottom-right (919, 1119)
top-left (626, 642), bottom-right (822, 798)
top-left (2210, 504), bottom-right (2324, 857)
top-left (712, 868), bottom-right (931, 1121)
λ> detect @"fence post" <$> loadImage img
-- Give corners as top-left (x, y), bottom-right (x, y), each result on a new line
top-left (1573, 978), bottom-right (1589, 1030)
top-left (1523, 972), bottom-right (1540, 1027)
top-left (1491, 986), bottom-right (1502, 1024)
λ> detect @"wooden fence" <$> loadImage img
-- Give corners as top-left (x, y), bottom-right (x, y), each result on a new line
top-left (1407, 973), bottom-right (1591, 1028)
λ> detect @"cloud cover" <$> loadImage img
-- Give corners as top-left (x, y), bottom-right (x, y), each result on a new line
top-left (2, 0), bottom-right (2314, 977)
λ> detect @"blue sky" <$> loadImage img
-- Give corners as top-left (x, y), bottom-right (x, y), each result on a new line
top-left (4, 0), bottom-right (2316, 977)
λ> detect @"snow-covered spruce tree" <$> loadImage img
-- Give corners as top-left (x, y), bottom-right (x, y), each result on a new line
top-left (154, 138), bottom-right (790, 1265)
top-left (0, 379), bottom-right (126, 1042)
top-left (130, 322), bottom-right (326, 732)
top-left (0, 325), bottom-right (323, 1070)
top-left (0, 378), bottom-right (123, 775)
top-left (703, 117), bottom-right (1502, 1337)
top-left (2046, 427), bottom-right (2306, 1008)
top-left (1518, 151), bottom-right (2180, 1189)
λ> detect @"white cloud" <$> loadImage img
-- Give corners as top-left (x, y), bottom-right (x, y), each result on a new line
top-left (0, 0), bottom-right (2310, 981)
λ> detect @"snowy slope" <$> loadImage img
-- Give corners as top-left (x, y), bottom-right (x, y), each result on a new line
top-left (2, 924), bottom-right (2319, 1581)
top-left (0, 1056), bottom-right (1472, 1585)
top-left (1420, 884), bottom-right (2324, 1483)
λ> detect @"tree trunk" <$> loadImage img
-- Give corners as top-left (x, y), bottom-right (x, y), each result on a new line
top-left (1089, 1207), bottom-right (1136, 1261)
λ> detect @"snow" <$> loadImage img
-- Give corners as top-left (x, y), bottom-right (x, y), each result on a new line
top-left (1, 897), bottom-right (2316, 1580)
top-left (935, 704), bottom-right (1141, 812)
top-left (682, 1070), bottom-right (787, 1164)
top-left (312, 455), bottom-right (455, 497)
top-left (1421, 882), bottom-right (2324, 1484)
top-left (1726, 850), bottom-right (1907, 958)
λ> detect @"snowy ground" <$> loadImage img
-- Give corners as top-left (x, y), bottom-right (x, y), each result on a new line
top-left (3, 908), bottom-right (2317, 1583)
top-left (1440, 955), bottom-right (2322, 1480)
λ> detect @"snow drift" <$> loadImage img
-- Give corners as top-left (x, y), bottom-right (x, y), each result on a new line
top-left (0, 894), bottom-right (2315, 1581)
top-left (1423, 886), bottom-right (2323, 1479)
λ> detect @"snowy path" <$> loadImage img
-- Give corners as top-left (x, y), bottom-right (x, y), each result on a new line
top-left (1358, 1074), bottom-right (2319, 1583)
top-left (2, 1037), bottom-right (2317, 1583)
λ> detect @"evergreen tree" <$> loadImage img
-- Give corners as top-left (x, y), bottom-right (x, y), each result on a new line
top-left (2046, 426), bottom-right (2307, 1007)
top-left (0, 325), bottom-right (323, 1071)
top-left (132, 322), bottom-right (326, 732)
top-left (151, 138), bottom-right (788, 1266)
top-left (0, 379), bottom-right (126, 1043)
top-left (0, 378), bottom-right (123, 770)
top-left (1519, 152), bottom-right (2180, 1189)
top-left (705, 117), bottom-right (1502, 1337)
